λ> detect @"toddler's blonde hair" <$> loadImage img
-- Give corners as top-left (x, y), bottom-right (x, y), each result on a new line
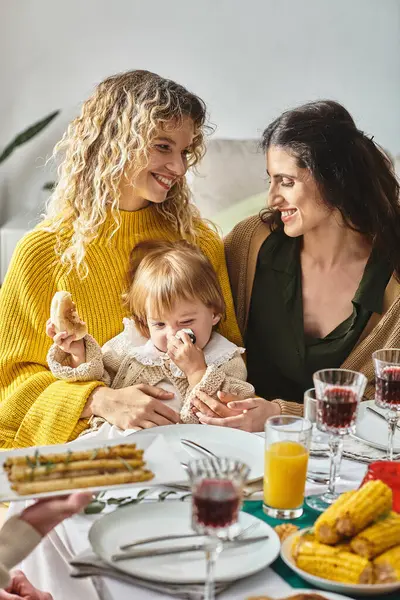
top-left (124, 240), bottom-right (225, 337)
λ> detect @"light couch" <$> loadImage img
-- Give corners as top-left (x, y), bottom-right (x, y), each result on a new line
top-left (1, 140), bottom-right (399, 283)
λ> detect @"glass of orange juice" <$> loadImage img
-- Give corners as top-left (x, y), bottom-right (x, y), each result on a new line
top-left (263, 416), bottom-right (312, 519)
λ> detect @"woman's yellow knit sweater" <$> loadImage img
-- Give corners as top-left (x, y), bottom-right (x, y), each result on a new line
top-left (0, 206), bottom-right (242, 449)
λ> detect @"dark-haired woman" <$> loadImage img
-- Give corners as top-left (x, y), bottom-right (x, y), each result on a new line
top-left (192, 100), bottom-right (400, 431)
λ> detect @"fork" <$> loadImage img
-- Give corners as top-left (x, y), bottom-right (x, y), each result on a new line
top-left (119, 521), bottom-right (259, 551)
top-left (180, 438), bottom-right (218, 459)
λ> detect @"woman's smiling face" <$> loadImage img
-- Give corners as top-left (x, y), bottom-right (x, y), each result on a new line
top-left (267, 146), bottom-right (338, 237)
top-left (122, 116), bottom-right (194, 209)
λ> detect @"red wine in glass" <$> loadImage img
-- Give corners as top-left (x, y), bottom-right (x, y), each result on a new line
top-left (193, 479), bottom-right (240, 529)
top-left (317, 387), bottom-right (358, 433)
top-left (376, 366), bottom-right (400, 408)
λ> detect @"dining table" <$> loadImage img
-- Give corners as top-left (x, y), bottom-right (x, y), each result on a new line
top-left (5, 423), bottom-right (400, 600)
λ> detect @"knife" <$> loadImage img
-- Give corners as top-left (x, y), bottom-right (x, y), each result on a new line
top-left (111, 534), bottom-right (269, 562)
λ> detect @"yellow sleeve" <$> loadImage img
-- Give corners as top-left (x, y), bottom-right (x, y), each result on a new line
top-left (197, 225), bottom-right (243, 347)
top-left (0, 233), bottom-right (102, 449)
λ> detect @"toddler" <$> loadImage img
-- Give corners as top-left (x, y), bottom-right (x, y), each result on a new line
top-left (47, 240), bottom-right (255, 426)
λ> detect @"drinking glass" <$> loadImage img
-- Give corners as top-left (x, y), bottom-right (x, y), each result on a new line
top-left (361, 461), bottom-right (400, 512)
top-left (263, 416), bottom-right (312, 519)
top-left (373, 349), bottom-right (400, 460)
top-left (187, 457), bottom-right (249, 600)
top-left (304, 388), bottom-right (332, 485)
top-left (306, 368), bottom-right (367, 513)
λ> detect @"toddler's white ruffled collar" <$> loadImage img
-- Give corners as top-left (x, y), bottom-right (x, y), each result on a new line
top-left (120, 318), bottom-right (244, 378)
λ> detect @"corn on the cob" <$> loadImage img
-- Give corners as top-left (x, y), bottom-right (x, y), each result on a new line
top-left (314, 491), bottom-right (356, 544)
top-left (336, 480), bottom-right (392, 537)
top-left (291, 531), bottom-right (315, 558)
top-left (335, 541), bottom-right (353, 552)
top-left (374, 544), bottom-right (400, 583)
top-left (351, 511), bottom-right (400, 559)
top-left (294, 540), bottom-right (373, 584)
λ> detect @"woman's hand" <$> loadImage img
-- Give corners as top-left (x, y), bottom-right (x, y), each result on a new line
top-left (191, 391), bottom-right (280, 432)
top-left (89, 384), bottom-right (180, 429)
top-left (2, 570), bottom-right (53, 600)
top-left (20, 492), bottom-right (93, 537)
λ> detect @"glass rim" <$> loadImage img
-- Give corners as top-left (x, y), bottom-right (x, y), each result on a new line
top-left (313, 368), bottom-right (367, 379)
top-left (372, 348), bottom-right (400, 359)
top-left (186, 457), bottom-right (250, 481)
top-left (265, 415), bottom-right (312, 433)
top-left (304, 387), bottom-right (316, 400)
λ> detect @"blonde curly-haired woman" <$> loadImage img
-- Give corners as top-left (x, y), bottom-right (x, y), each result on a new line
top-left (0, 70), bottom-right (242, 448)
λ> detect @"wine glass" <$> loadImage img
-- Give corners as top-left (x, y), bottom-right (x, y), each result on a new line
top-left (187, 457), bottom-right (249, 600)
top-left (373, 349), bottom-right (400, 460)
top-left (305, 368), bottom-right (367, 512)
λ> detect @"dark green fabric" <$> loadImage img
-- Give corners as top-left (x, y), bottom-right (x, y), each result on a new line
top-left (243, 500), bottom-right (398, 599)
top-left (246, 231), bottom-right (392, 404)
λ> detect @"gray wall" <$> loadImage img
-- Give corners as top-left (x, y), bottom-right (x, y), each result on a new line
top-left (0, 0), bottom-right (399, 222)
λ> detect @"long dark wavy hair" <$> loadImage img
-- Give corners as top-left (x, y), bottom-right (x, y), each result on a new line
top-left (261, 100), bottom-right (400, 278)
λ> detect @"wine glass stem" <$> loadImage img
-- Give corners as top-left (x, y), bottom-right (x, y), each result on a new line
top-left (204, 539), bottom-right (223, 600)
top-left (387, 411), bottom-right (398, 461)
top-left (327, 434), bottom-right (343, 497)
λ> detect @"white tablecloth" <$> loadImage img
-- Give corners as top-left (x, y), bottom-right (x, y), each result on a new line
top-left (7, 425), bottom-right (368, 600)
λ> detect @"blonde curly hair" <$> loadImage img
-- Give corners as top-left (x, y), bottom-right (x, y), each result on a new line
top-left (44, 70), bottom-right (211, 277)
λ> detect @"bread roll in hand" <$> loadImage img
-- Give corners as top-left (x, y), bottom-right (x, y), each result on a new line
top-left (50, 291), bottom-right (88, 340)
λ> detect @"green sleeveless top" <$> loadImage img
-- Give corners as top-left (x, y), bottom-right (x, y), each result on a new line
top-left (246, 230), bottom-right (392, 403)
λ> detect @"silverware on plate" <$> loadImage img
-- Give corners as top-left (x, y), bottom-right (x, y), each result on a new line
top-left (112, 534), bottom-right (269, 562)
top-left (119, 522), bottom-right (258, 551)
top-left (366, 406), bottom-right (400, 431)
top-left (180, 438), bottom-right (218, 459)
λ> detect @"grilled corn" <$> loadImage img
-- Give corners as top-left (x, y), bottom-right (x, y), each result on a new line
top-left (336, 480), bottom-right (392, 537)
top-left (314, 490), bottom-right (355, 544)
top-left (351, 512), bottom-right (400, 559)
top-left (374, 544), bottom-right (400, 583)
top-left (295, 540), bottom-right (373, 584)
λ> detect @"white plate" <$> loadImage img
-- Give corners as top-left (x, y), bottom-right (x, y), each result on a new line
top-left (89, 500), bottom-right (280, 583)
top-left (132, 424), bottom-right (264, 482)
top-left (281, 527), bottom-right (400, 596)
top-left (271, 591), bottom-right (355, 600)
top-left (352, 400), bottom-right (400, 453)
top-left (0, 434), bottom-right (186, 502)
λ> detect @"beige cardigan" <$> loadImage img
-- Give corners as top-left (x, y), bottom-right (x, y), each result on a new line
top-left (48, 330), bottom-right (255, 426)
top-left (224, 215), bottom-right (400, 415)
top-left (0, 516), bottom-right (42, 588)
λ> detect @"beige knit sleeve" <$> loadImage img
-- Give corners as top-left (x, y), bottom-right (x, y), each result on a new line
top-left (47, 335), bottom-right (105, 383)
top-left (271, 398), bottom-right (304, 416)
top-left (180, 354), bottom-right (255, 423)
top-left (0, 515), bottom-right (42, 588)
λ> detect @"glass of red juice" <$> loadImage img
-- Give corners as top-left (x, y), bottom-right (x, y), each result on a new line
top-left (187, 458), bottom-right (250, 600)
top-left (305, 368), bottom-right (367, 513)
top-left (361, 461), bottom-right (400, 512)
top-left (373, 349), bottom-right (400, 461)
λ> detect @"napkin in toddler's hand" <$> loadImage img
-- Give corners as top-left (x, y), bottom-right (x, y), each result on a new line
top-left (69, 549), bottom-right (232, 600)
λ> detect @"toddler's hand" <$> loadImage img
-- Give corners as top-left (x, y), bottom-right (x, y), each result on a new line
top-left (45, 318), bottom-right (86, 366)
top-left (167, 331), bottom-right (206, 379)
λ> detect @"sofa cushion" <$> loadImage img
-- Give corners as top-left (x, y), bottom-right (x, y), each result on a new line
top-left (212, 191), bottom-right (267, 236)
top-left (190, 138), bottom-right (266, 218)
